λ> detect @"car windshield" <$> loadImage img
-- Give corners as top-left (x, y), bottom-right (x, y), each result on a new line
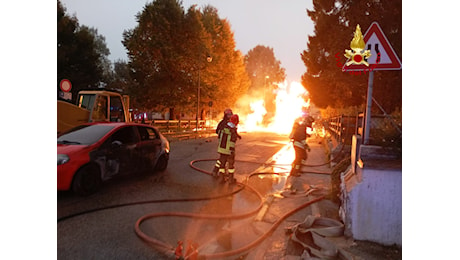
top-left (57, 125), bottom-right (116, 145)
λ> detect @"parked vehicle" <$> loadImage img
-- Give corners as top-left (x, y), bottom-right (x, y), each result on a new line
top-left (57, 122), bottom-right (169, 195)
top-left (57, 90), bottom-right (131, 134)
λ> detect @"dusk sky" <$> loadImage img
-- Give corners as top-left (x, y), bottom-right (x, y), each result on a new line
top-left (60, 0), bottom-right (314, 83)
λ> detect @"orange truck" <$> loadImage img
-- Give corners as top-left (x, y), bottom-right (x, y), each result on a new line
top-left (57, 90), bottom-right (131, 134)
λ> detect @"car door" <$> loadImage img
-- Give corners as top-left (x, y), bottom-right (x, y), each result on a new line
top-left (102, 126), bottom-right (139, 177)
top-left (136, 125), bottom-right (162, 171)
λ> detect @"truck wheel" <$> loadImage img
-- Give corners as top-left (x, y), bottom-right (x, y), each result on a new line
top-left (154, 154), bottom-right (169, 171)
top-left (72, 165), bottom-right (101, 196)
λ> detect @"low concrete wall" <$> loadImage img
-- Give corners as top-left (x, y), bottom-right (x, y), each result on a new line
top-left (340, 138), bottom-right (402, 246)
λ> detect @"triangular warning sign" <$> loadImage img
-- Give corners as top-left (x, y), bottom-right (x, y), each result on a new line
top-left (343, 22), bottom-right (401, 71)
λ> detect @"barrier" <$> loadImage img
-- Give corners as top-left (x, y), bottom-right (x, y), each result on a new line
top-left (324, 115), bottom-right (356, 145)
top-left (325, 113), bottom-right (401, 147)
top-left (148, 119), bottom-right (215, 140)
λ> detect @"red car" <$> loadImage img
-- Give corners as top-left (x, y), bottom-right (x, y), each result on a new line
top-left (57, 122), bottom-right (170, 195)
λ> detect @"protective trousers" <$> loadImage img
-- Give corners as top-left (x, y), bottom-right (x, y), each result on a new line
top-left (212, 152), bottom-right (235, 180)
top-left (291, 143), bottom-right (307, 176)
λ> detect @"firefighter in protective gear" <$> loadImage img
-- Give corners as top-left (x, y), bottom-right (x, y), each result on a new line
top-left (212, 114), bottom-right (240, 184)
top-left (216, 108), bottom-right (233, 138)
top-left (289, 114), bottom-right (314, 176)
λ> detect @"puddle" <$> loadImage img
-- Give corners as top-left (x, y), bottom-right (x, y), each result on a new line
top-left (248, 143), bottom-right (295, 197)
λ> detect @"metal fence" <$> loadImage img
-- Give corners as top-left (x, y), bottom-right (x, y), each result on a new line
top-left (147, 119), bottom-right (215, 140)
top-left (324, 115), bottom-right (357, 145)
top-left (325, 113), bottom-right (401, 147)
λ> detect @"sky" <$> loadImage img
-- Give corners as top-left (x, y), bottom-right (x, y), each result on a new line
top-left (60, 0), bottom-right (314, 83)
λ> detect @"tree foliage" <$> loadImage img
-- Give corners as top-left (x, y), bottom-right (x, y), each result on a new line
top-left (301, 0), bottom-right (401, 113)
top-left (122, 0), bottom-right (250, 117)
top-left (107, 60), bottom-right (135, 93)
top-left (245, 45), bottom-right (286, 94)
top-left (244, 45), bottom-right (286, 117)
top-left (57, 0), bottom-right (111, 103)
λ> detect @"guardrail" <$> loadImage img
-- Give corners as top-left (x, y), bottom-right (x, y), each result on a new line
top-left (150, 119), bottom-right (207, 132)
top-left (325, 113), bottom-right (401, 146)
top-left (324, 115), bottom-right (357, 145)
top-left (147, 119), bottom-right (215, 140)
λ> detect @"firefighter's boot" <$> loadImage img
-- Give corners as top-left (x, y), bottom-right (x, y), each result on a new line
top-left (212, 160), bottom-right (222, 178)
top-left (290, 164), bottom-right (301, 177)
top-left (218, 168), bottom-right (226, 184)
top-left (227, 168), bottom-right (236, 184)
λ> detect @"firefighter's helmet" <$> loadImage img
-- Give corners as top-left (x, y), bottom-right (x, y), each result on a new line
top-left (230, 114), bottom-right (239, 125)
top-left (224, 108), bottom-right (233, 116)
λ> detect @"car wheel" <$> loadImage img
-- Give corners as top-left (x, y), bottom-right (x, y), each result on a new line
top-left (154, 153), bottom-right (169, 171)
top-left (72, 164), bottom-right (102, 196)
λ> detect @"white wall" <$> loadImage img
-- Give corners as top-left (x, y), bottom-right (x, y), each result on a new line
top-left (340, 141), bottom-right (402, 246)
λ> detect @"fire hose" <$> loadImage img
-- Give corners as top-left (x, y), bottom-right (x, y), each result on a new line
top-left (287, 215), bottom-right (345, 259)
top-left (133, 159), bottom-right (341, 259)
top-left (58, 157), bottom-right (342, 259)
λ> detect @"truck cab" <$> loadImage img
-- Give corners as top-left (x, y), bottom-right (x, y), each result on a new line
top-left (57, 90), bottom-right (130, 134)
top-left (77, 90), bottom-right (130, 123)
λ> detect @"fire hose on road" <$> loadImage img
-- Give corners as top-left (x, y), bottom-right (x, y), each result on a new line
top-left (58, 156), bottom-right (343, 259)
top-left (133, 159), bottom-right (338, 259)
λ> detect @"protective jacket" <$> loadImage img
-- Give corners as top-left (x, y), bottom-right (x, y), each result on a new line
top-left (216, 119), bottom-right (228, 137)
top-left (290, 122), bottom-right (309, 149)
top-left (217, 122), bottom-right (238, 155)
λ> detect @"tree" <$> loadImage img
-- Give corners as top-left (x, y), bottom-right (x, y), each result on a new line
top-left (57, 0), bottom-right (78, 100)
top-left (122, 0), bottom-right (250, 118)
top-left (245, 45), bottom-right (286, 94)
top-left (57, 0), bottom-right (111, 103)
top-left (198, 5), bottom-right (250, 114)
top-left (123, 0), bottom-right (196, 113)
top-left (301, 0), bottom-right (401, 113)
top-left (107, 59), bottom-right (135, 93)
top-left (244, 45), bottom-right (286, 118)
top-left (86, 26), bottom-right (112, 87)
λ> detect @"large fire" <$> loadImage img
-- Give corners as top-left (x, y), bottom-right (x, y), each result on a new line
top-left (237, 81), bottom-right (311, 134)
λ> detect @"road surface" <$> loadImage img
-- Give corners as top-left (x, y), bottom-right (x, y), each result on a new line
top-left (57, 131), bottom-right (291, 259)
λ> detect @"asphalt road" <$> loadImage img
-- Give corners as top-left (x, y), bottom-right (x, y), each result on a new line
top-left (57, 131), bottom-right (290, 259)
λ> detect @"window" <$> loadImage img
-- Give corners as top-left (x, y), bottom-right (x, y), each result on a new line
top-left (57, 124), bottom-right (116, 145)
top-left (110, 96), bottom-right (125, 122)
top-left (111, 126), bottom-right (137, 144)
top-left (78, 94), bottom-right (96, 110)
top-left (137, 126), bottom-right (158, 141)
top-left (92, 95), bottom-right (108, 121)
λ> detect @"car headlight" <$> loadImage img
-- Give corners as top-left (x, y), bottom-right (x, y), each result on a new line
top-left (57, 154), bottom-right (70, 165)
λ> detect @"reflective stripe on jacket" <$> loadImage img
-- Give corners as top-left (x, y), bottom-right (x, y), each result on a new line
top-left (217, 127), bottom-right (236, 155)
top-left (294, 140), bottom-right (307, 149)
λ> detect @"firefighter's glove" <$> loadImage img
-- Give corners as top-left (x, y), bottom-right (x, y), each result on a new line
top-left (237, 134), bottom-right (242, 140)
top-left (306, 144), bottom-right (311, 152)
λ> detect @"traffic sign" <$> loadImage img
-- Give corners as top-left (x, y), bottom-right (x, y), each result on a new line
top-left (60, 79), bottom-right (72, 92)
top-left (343, 22), bottom-right (401, 71)
top-left (59, 91), bottom-right (72, 100)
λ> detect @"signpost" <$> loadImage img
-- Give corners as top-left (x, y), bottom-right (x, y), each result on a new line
top-left (343, 22), bottom-right (401, 144)
top-left (59, 79), bottom-right (72, 101)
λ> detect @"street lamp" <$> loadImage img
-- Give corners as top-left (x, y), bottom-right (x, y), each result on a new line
top-left (264, 75), bottom-right (269, 103)
top-left (197, 55), bottom-right (212, 131)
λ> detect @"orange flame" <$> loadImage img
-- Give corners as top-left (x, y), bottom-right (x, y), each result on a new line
top-left (237, 81), bottom-right (310, 134)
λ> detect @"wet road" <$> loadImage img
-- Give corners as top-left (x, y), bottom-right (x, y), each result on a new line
top-left (57, 131), bottom-right (292, 259)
